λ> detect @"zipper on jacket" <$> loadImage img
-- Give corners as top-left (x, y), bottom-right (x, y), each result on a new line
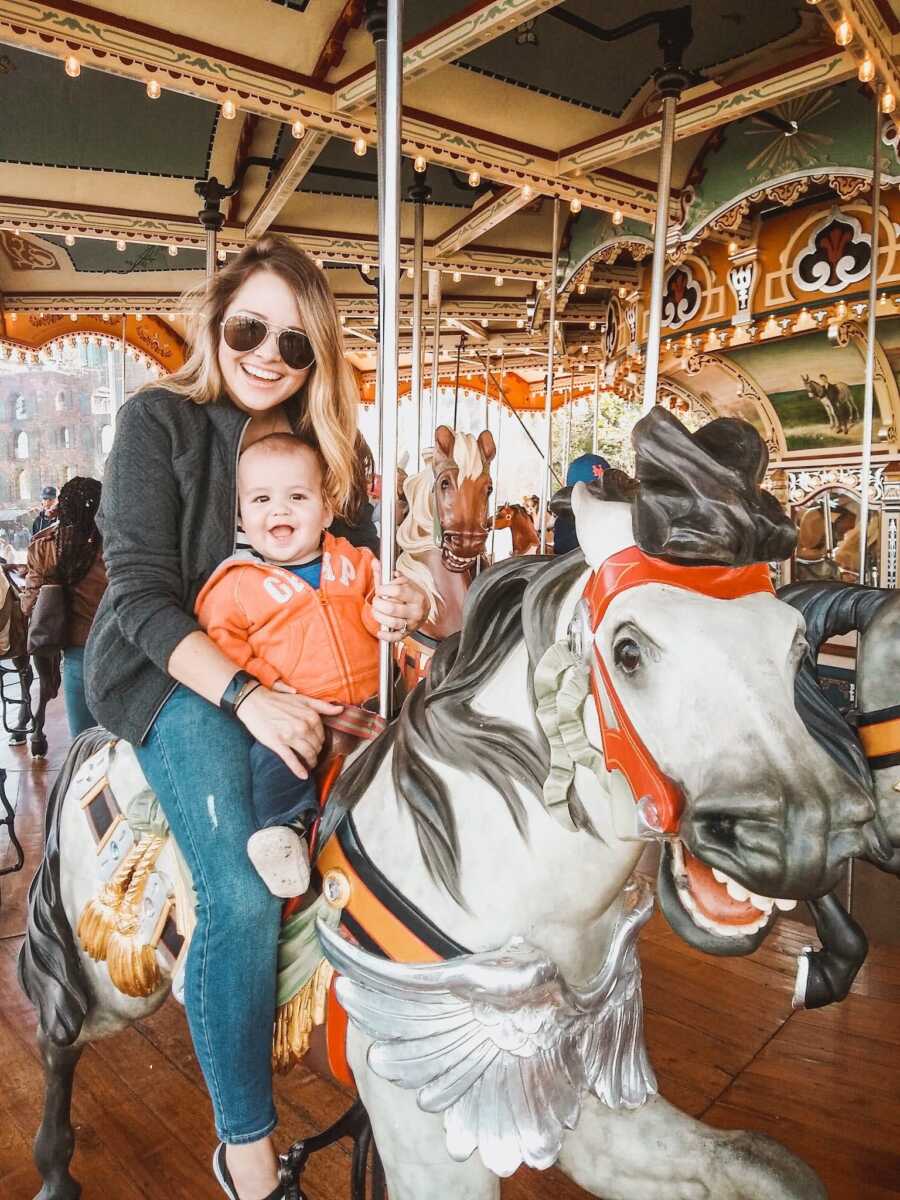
top-left (316, 589), bottom-right (357, 692)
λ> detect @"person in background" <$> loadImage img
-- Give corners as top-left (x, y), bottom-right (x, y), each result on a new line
top-left (32, 485), bottom-right (59, 536)
top-left (21, 477), bottom-right (107, 736)
top-left (551, 453), bottom-right (610, 556)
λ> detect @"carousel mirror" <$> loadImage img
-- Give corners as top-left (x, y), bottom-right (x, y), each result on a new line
top-left (792, 487), bottom-right (881, 587)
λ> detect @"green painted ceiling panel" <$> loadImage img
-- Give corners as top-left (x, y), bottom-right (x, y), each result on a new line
top-left (0, 46), bottom-right (217, 178)
top-left (43, 234), bottom-right (206, 274)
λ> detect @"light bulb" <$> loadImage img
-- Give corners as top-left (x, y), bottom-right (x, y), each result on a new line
top-left (407, 266), bottom-right (414, 278)
top-left (612, 208), bottom-right (624, 226)
top-left (728, 240), bottom-right (738, 255)
top-left (495, 275), bottom-right (504, 287)
top-left (353, 137), bottom-right (367, 157)
top-left (361, 262), bottom-right (370, 275)
top-left (577, 282), bottom-right (587, 295)
top-left (581, 344), bottom-right (588, 354)
top-left (64, 55), bottom-right (81, 78)
top-left (589, 319), bottom-right (597, 330)
top-left (340, 314), bottom-right (346, 325)
top-left (11, 226), bottom-right (20, 237)
top-left (570, 197), bottom-right (582, 214)
top-left (69, 312), bottom-right (77, 322)
top-left (217, 246), bottom-right (227, 262)
top-left (468, 170), bottom-right (480, 187)
top-left (536, 279), bottom-right (544, 291)
top-left (135, 311), bottom-right (143, 321)
top-left (452, 270), bottom-right (462, 283)
top-left (882, 89), bottom-right (896, 114)
top-left (481, 318), bottom-right (488, 328)
top-left (413, 155), bottom-right (427, 173)
top-left (522, 184), bottom-right (533, 201)
top-left (835, 17), bottom-right (853, 47)
top-left (8, 312), bottom-right (16, 321)
top-left (168, 244), bottom-right (178, 256)
top-left (116, 239), bottom-right (126, 252)
top-left (222, 99), bottom-right (237, 120)
top-left (147, 79), bottom-right (161, 99)
top-left (291, 119), bottom-right (305, 139)
top-left (618, 285), bottom-right (628, 299)
top-left (64, 234), bottom-right (75, 247)
top-left (316, 258), bottom-right (324, 269)
top-left (517, 318), bottom-right (525, 328)
top-left (858, 56), bottom-right (875, 83)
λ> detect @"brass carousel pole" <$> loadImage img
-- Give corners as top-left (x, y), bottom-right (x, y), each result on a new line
top-left (538, 198), bottom-right (560, 553)
top-left (592, 361), bottom-right (600, 455)
top-left (483, 348), bottom-right (491, 431)
top-left (428, 269), bottom-right (442, 444)
top-left (849, 82), bottom-right (885, 914)
top-left (409, 166), bottom-right (430, 469)
top-left (490, 348), bottom-right (504, 560)
top-left (368, 0), bottom-right (403, 720)
top-left (642, 67), bottom-right (689, 414)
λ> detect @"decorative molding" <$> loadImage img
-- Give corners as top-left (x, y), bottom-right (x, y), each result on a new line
top-left (791, 210), bottom-right (872, 295)
top-left (787, 464), bottom-right (885, 504)
top-left (727, 253), bottom-right (760, 326)
top-left (660, 265), bottom-right (702, 332)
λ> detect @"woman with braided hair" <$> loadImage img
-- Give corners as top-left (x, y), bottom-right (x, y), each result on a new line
top-left (21, 476), bottom-right (107, 736)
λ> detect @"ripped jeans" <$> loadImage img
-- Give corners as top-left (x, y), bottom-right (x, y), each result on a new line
top-left (134, 685), bottom-right (281, 1143)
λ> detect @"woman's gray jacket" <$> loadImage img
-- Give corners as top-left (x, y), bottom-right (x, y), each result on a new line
top-left (85, 386), bottom-right (377, 743)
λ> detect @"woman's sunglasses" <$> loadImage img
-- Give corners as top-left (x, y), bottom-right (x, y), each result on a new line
top-left (220, 313), bottom-right (316, 371)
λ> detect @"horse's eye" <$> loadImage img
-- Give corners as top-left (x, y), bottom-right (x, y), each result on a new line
top-left (614, 637), bottom-right (642, 674)
top-left (440, 478), bottom-right (451, 491)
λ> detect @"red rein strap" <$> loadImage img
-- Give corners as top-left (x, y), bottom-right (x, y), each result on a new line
top-left (582, 546), bottom-right (774, 836)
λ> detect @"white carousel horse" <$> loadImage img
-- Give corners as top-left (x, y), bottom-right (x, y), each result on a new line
top-left (19, 411), bottom-right (883, 1200)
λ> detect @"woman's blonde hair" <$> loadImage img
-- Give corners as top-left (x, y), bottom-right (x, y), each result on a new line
top-left (165, 234), bottom-right (362, 518)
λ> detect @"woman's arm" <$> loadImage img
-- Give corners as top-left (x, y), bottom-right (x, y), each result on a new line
top-left (168, 631), bottom-right (339, 778)
top-left (20, 536), bottom-right (49, 619)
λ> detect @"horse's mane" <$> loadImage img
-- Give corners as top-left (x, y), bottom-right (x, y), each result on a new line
top-left (397, 432), bottom-right (490, 621)
top-left (317, 555), bottom-right (554, 906)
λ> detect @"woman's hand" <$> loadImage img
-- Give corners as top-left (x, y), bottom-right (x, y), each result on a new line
top-left (236, 687), bottom-right (342, 779)
top-left (371, 574), bottom-right (429, 643)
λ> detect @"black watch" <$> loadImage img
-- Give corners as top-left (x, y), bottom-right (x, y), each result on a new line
top-left (219, 670), bottom-right (257, 717)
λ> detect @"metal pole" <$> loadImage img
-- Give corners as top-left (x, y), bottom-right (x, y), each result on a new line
top-left (410, 170), bottom-right (428, 468)
top-left (483, 349), bottom-right (490, 430)
top-left (370, 0), bottom-right (403, 720)
top-left (205, 228), bottom-right (217, 279)
top-left (642, 74), bottom-right (686, 414)
top-left (452, 337), bottom-right (463, 428)
top-left (490, 349), bottom-right (504, 560)
top-left (428, 270), bottom-right (442, 443)
top-left (539, 197), bottom-right (560, 553)
top-left (562, 373), bottom-right (573, 475)
top-left (592, 362), bottom-right (600, 455)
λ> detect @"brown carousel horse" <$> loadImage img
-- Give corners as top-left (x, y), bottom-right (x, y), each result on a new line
top-left (0, 561), bottom-right (57, 758)
top-left (492, 503), bottom-right (540, 556)
top-left (394, 426), bottom-right (495, 691)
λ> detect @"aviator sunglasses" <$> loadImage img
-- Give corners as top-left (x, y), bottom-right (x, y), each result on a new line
top-left (220, 313), bottom-right (316, 371)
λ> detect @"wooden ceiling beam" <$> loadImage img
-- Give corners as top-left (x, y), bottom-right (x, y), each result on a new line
top-left (432, 187), bottom-right (537, 257)
top-left (557, 47), bottom-right (856, 175)
top-left (332, 0), bottom-right (566, 112)
top-left (245, 130), bottom-right (331, 240)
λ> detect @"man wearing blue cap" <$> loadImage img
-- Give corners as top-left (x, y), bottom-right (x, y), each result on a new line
top-left (550, 453), bottom-right (610, 555)
top-left (32, 485), bottom-right (59, 537)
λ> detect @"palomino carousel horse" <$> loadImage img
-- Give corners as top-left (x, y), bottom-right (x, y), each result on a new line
top-left (492, 503), bottom-right (539, 556)
top-left (20, 408), bottom-right (887, 1200)
top-left (0, 562), bottom-right (57, 758)
top-left (394, 425), bottom-right (495, 689)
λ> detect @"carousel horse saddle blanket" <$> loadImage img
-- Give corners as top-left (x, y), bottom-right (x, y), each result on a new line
top-left (72, 736), bottom-right (341, 1071)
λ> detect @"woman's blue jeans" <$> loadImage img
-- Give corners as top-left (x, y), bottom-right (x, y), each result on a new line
top-left (61, 647), bottom-right (97, 738)
top-left (134, 685), bottom-right (281, 1144)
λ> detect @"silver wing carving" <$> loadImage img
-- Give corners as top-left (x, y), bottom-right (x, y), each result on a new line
top-left (317, 881), bottom-right (657, 1177)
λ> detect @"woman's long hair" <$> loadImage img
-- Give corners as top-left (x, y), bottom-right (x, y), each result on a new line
top-left (55, 477), bottom-right (102, 586)
top-left (163, 234), bottom-right (364, 520)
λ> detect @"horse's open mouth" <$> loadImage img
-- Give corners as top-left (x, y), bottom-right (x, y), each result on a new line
top-left (668, 840), bottom-right (797, 939)
top-left (442, 547), bottom-right (481, 572)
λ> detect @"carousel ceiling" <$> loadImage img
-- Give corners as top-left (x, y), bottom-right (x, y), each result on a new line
top-left (0, 0), bottom-right (899, 389)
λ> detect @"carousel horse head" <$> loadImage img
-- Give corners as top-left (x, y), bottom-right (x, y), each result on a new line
top-left (568, 407), bottom-right (885, 955)
top-left (430, 425), bottom-right (495, 569)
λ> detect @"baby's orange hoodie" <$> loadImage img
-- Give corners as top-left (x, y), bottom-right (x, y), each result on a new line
top-left (195, 532), bottom-right (380, 705)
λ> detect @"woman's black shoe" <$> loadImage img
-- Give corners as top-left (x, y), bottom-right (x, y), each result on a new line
top-left (212, 1142), bottom-right (285, 1200)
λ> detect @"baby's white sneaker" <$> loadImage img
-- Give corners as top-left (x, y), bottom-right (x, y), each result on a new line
top-left (247, 826), bottom-right (310, 898)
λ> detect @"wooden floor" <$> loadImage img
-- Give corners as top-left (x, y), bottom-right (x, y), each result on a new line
top-left (1, 698), bottom-right (898, 1200)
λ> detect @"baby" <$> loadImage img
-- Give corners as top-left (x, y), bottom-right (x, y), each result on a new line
top-left (195, 432), bottom-right (386, 898)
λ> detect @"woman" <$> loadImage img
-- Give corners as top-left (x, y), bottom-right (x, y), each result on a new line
top-left (85, 235), bottom-right (429, 1200)
top-left (21, 476), bottom-right (107, 736)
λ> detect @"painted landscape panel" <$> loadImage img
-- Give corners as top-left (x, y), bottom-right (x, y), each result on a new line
top-left (727, 332), bottom-right (868, 451)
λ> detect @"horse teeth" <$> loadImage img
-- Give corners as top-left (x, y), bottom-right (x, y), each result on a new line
top-left (725, 879), bottom-right (750, 903)
top-left (711, 868), bottom-right (729, 884)
top-left (749, 893), bottom-right (774, 913)
top-left (775, 898), bottom-right (798, 911)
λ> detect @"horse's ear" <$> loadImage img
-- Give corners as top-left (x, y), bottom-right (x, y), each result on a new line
top-left (434, 425), bottom-right (455, 465)
top-left (477, 429), bottom-right (496, 465)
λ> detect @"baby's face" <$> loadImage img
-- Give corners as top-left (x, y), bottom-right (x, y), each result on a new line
top-left (238, 445), bottom-right (332, 563)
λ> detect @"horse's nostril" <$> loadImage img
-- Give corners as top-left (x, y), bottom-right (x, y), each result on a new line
top-left (701, 813), bottom-right (738, 848)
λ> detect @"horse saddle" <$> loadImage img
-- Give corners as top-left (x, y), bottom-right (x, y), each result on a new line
top-left (73, 706), bottom-right (385, 1074)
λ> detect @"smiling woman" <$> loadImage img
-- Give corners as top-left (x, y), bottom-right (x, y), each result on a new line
top-left (80, 233), bottom-right (429, 1200)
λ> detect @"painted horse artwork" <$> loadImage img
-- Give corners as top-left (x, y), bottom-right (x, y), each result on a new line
top-left (20, 407), bottom-right (891, 1200)
top-left (394, 425), bottom-right (495, 690)
top-left (801, 373), bottom-right (859, 435)
top-left (491, 503), bottom-right (539, 556)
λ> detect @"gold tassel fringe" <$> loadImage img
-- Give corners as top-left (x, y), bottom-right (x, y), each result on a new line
top-left (272, 959), bottom-right (334, 1074)
top-left (76, 840), bottom-right (148, 962)
top-left (104, 836), bottom-right (166, 998)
